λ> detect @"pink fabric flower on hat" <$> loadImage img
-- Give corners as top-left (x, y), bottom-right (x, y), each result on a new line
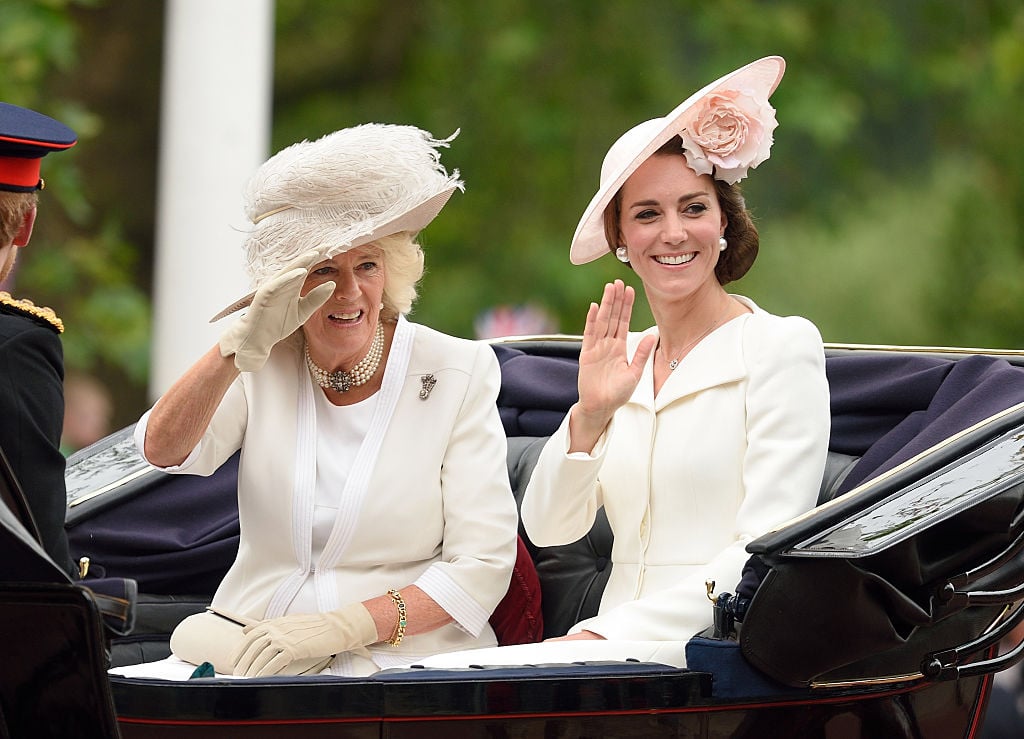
top-left (679, 89), bottom-right (778, 184)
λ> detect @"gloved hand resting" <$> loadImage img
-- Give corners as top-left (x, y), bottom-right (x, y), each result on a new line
top-left (219, 248), bottom-right (335, 372)
top-left (230, 602), bottom-right (378, 677)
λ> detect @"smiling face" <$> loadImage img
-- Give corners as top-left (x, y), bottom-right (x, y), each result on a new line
top-left (616, 153), bottom-right (728, 306)
top-left (300, 244), bottom-right (387, 368)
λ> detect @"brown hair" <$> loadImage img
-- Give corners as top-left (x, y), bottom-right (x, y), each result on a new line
top-left (0, 191), bottom-right (38, 246)
top-left (602, 136), bottom-right (758, 285)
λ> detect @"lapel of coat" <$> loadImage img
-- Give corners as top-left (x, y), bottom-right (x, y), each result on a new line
top-left (624, 315), bottom-right (751, 414)
top-left (316, 316), bottom-right (415, 604)
top-left (263, 319), bottom-right (416, 617)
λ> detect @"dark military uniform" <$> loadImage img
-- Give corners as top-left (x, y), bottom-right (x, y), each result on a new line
top-left (0, 292), bottom-right (75, 577)
top-left (0, 102), bottom-right (78, 577)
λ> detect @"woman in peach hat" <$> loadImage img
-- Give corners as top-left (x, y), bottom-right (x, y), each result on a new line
top-left (423, 56), bottom-right (829, 669)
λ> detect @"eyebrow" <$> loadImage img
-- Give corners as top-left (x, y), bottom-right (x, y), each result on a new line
top-left (626, 191), bottom-right (710, 209)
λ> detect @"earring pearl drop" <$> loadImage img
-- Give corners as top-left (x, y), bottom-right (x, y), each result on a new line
top-left (719, 237), bottom-right (728, 251)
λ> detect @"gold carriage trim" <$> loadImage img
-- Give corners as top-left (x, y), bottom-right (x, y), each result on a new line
top-left (0, 291), bottom-right (64, 333)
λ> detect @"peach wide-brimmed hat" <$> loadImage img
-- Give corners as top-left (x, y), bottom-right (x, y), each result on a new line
top-left (569, 56), bottom-right (785, 265)
top-left (211, 123), bottom-right (463, 321)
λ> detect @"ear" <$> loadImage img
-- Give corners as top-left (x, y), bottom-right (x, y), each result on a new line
top-left (12, 207), bottom-right (37, 247)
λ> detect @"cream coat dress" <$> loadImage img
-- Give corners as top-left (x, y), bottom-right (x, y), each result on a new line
top-left (137, 317), bottom-right (518, 675)
top-left (419, 297), bottom-right (829, 669)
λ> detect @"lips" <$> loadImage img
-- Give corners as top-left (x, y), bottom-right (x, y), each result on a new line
top-left (328, 309), bottom-right (363, 323)
top-left (654, 252), bottom-right (697, 265)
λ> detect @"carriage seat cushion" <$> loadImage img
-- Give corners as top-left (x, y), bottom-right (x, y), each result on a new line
top-left (505, 436), bottom-right (612, 639)
top-left (819, 450), bottom-right (859, 504)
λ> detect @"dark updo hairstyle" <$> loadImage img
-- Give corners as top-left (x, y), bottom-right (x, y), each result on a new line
top-left (602, 136), bottom-right (758, 285)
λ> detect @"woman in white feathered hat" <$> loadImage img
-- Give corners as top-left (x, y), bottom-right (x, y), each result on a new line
top-left (133, 124), bottom-right (519, 678)
top-left (422, 57), bottom-right (830, 669)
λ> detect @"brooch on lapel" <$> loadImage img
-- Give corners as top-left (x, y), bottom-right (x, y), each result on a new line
top-left (419, 374), bottom-right (436, 400)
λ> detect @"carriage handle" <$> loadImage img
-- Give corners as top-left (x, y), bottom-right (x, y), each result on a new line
top-left (921, 599), bottom-right (1024, 680)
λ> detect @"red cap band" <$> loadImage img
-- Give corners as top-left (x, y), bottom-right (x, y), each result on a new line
top-left (0, 155), bottom-right (42, 190)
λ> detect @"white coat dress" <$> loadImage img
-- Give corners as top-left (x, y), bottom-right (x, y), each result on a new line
top-left (418, 296), bottom-right (829, 669)
top-left (137, 317), bottom-right (519, 674)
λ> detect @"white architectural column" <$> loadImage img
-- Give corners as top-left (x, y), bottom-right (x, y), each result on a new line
top-left (150, 0), bottom-right (275, 400)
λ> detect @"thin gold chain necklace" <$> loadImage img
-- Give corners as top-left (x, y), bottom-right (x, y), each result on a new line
top-left (660, 309), bottom-right (732, 371)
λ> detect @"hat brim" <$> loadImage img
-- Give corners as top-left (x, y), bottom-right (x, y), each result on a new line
top-left (209, 186), bottom-right (457, 322)
top-left (569, 56), bottom-right (785, 265)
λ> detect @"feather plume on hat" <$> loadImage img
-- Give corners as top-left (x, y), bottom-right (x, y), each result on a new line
top-left (212, 123), bottom-right (463, 321)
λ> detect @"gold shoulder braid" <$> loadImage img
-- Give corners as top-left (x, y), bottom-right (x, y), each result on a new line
top-left (0, 291), bottom-right (64, 333)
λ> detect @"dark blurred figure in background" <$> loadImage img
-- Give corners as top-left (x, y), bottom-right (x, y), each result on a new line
top-left (60, 372), bottom-right (113, 456)
top-left (0, 102), bottom-right (78, 578)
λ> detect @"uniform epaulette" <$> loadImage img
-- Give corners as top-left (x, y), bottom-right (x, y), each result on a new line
top-left (0, 291), bottom-right (64, 333)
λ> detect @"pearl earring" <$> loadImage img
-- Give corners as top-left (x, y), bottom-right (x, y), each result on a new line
top-left (719, 237), bottom-right (728, 252)
top-left (615, 246), bottom-right (629, 263)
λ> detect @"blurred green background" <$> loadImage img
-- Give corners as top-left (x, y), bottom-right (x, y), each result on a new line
top-left (2, 0), bottom-right (1023, 429)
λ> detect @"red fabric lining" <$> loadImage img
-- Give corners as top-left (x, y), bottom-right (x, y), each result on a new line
top-left (489, 536), bottom-right (544, 645)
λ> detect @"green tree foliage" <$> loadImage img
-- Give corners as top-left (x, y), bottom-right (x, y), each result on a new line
top-left (0, 0), bottom-right (151, 397)
top-left (8, 0), bottom-right (1024, 425)
top-left (270, 0), bottom-right (1024, 347)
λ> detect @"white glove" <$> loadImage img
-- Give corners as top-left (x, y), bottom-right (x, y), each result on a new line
top-left (230, 602), bottom-right (378, 678)
top-left (219, 249), bottom-right (335, 372)
top-left (170, 609), bottom-right (333, 677)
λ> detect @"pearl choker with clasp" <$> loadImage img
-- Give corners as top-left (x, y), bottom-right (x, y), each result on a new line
top-left (305, 321), bottom-right (385, 392)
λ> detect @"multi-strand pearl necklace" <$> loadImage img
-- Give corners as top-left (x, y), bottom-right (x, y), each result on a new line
top-left (305, 321), bottom-right (385, 392)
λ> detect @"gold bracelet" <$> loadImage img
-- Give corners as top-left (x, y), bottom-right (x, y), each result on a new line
top-left (386, 588), bottom-right (407, 647)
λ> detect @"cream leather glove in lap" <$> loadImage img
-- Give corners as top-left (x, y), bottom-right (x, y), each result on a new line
top-left (230, 602), bottom-right (379, 677)
top-left (218, 249), bottom-right (335, 372)
top-left (170, 609), bottom-right (332, 677)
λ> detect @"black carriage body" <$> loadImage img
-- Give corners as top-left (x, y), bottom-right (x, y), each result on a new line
top-left (109, 668), bottom-right (988, 739)
top-left (4, 339), bottom-right (1024, 737)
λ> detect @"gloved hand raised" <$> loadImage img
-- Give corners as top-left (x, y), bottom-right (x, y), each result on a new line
top-left (230, 602), bottom-right (378, 677)
top-left (219, 249), bottom-right (336, 372)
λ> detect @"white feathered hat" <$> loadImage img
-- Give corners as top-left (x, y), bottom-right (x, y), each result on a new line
top-left (212, 123), bottom-right (463, 321)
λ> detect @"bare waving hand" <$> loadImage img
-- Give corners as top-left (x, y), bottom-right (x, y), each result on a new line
top-left (569, 280), bottom-right (656, 453)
